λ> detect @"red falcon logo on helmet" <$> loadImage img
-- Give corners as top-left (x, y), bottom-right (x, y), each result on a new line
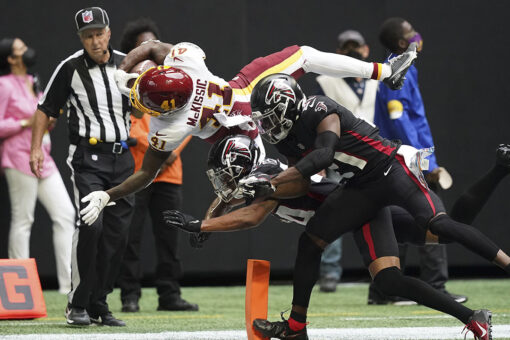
top-left (222, 140), bottom-right (251, 165)
top-left (265, 79), bottom-right (296, 105)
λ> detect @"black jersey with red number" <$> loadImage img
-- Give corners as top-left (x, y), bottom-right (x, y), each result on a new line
top-left (249, 158), bottom-right (338, 225)
top-left (275, 95), bottom-right (400, 184)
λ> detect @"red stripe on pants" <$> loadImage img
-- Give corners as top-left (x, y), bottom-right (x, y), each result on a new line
top-left (362, 223), bottom-right (377, 261)
top-left (395, 155), bottom-right (436, 215)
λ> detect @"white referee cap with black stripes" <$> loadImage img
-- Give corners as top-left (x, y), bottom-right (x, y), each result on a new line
top-left (75, 7), bottom-right (110, 33)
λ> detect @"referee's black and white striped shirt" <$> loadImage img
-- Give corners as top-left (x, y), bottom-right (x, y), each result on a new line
top-left (38, 47), bottom-right (130, 143)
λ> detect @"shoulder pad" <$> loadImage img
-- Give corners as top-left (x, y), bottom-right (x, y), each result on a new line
top-left (171, 42), bottom-right (206, 60)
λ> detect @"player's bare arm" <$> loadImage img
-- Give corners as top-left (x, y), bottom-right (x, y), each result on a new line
top-left (201, 200), bottom-right (278, 232)
top-left (107, 147), bottom-right (170, 201)
top-left (165, 199), bottom-right (279, 234)
top-left (205, 196), bottom-right (246, 219)
top-left (271, 176), bottom-right (310, 199)
top-left (119, 41), bottom-right (173, 71)
top-left (29, 109), bottom-right (51, 178)
top-left (79, 146), bottom-right (171, 225)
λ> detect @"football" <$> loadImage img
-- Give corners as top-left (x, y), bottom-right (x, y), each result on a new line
top-left (127, 59), bottom-right (157, 88)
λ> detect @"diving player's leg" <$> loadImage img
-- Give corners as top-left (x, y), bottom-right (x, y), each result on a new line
top-left (450, 144), bottom-right (510, 224)
top-left (429, 213), bottom-right (510, 273)
top-left (389, 157), bottom-right (510, 275)
top-left (354, 208), bottom-right (474, 324)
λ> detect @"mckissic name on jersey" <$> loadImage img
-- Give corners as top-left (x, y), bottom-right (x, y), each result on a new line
top-left (148, 43), bottom-right (258, 153)
top-left (276, 95), bottom-right (401, 185)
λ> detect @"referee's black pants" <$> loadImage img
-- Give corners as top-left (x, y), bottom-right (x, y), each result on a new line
top-left (67, 144), bottom-right (134, 316)
top-left (118, 182), bottom-right (184, 306)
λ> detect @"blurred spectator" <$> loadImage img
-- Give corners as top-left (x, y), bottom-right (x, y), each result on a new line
top-left (372, 17), bottom-right (466, 305)
top-left (315, 29), bottom-right (378, 292)
top-left (117, 17), bottom-right (198, 313)
top-left (0, 37), bottom-right (74, 294)
top-left (316, 30), bottom-right (378, 122)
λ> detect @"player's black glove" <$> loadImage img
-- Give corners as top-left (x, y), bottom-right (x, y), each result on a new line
top-left (189, 232), bottom-right (211, 249)
top-left (163, 210), bottom-right (202, 233)
top-left (238, 173), bottom-right (276, 200)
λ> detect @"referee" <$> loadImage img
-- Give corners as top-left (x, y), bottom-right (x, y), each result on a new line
top-left (30, 7), bottom-right (134, 326)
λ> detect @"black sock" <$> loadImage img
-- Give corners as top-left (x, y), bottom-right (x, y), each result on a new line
top-left (290, 310), bottom-right (307, 323)
top-left (291, 232), bottom-right (323, 309)
top-left (504, 263), bottom-right (510, 275)
top-left (431, 215), bottom-right (500, 261)
top-left (450, 166), bottom-right (507, 224)
top-left (374, 267), bottom-right (473, 324)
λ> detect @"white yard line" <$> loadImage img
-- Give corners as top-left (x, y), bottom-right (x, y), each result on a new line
top-left (1, 325), bottom-right (510, 340)
top-left (4, 313), bottom-right (510, 325)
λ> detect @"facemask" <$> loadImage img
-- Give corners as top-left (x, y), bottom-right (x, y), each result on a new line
top-left (22, 47), bottom-right (36, 68)
top-left (408, 33), bottom-right (423, 52)
top-left (346, 50), bottom-right (364, 60)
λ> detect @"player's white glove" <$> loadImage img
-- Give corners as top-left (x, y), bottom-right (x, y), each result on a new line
top-left (114, 69), bottom-right (139, 96)
top-left (238, 173), bottom-right (276, 199)
top-left (80, 191), bottom-right (115, 226)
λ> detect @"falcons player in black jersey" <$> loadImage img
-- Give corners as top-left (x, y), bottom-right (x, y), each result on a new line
top-left (226, 73), bottom-right (508, 340)
top-left (164, 135), bottom-right (510, 340)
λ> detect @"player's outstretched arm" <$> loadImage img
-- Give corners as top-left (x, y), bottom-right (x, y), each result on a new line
top-left (205, 196), bottom-right (245, 219)
top-left (107, 147), bottom-right (170, 200)
top-left (79, 147), bottom-right (170, 225)
top-left (271, 176), bottom-right (310, 199)
top-left (203, 200), bottom-right (278, 232)
top-left (164, 200), bottom-right (278, 233)
top-left (119, 41), bottom-right (173, 72)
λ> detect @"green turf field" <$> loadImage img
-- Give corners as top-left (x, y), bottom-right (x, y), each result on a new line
top-left (1, 278), bottom-right (509, 338)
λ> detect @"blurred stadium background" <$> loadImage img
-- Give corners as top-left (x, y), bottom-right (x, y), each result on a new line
top-left (1, 0), bottom-right (509, 293)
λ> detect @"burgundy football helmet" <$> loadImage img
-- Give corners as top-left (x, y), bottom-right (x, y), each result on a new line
top-left (130, 65), bottom-right (193, 117)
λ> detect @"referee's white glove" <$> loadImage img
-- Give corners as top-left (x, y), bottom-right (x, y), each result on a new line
top-left (114, 69), bottom-right (139, 96)
top-left (80, 191), bottom-right (115, 226)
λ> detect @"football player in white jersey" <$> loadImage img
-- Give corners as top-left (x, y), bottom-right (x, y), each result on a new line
top-left (79, 40), bottom-right (417, 225)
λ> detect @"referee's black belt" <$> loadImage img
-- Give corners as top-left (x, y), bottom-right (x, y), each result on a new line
top-left (76, 138), bottom-right (128, 154)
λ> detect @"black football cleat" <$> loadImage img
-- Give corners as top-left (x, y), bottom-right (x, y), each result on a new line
top-left (442, 290), bottom-right (468, 304)
top-left (367, 284), bottom-right (417, 306)
top-left (65, 305), bottom-right (91, 326)
top-left (157, 297), bottom-right (199, 311)
top-left (319, 276), bottom-right (338, 293)
top-left (463, 309), bottom-right (492, 340)
top-left (90, 311), bottom-right (126, 327)
top-left (253, 313), bottom-right (308, 340)
top-left (383, 42), bottom-right (418, 90)
top-left (496, 144), bottom-right (510, 169)
top-left (121, 298), bottom-right (140, 313)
